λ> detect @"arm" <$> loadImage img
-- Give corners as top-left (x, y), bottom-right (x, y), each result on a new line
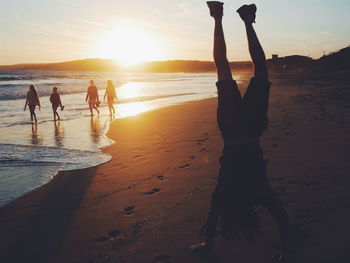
top-left (245, 22), bottom-right (268, 79)
top-left (104, 89), bottom-right (107, 101)
top-left (24, 97), bottom-right (28, 111)
top-left (58, 94), bottom-right (63, 108)
top-left (85, 87), bottom-right (90, 102)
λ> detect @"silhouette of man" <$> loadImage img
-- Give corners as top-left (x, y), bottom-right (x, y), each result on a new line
top-left (191, 2), bottom-right (290, 261)
top-left (86, 80), bottom-right (100, 116)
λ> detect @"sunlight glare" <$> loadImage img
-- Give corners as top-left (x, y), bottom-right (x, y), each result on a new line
top-left (118, 102), bottom-right (149, 117)
top-left (100, 26), bottom-right (160, 67)
top-left (117, 82), bottom-right (143, 99)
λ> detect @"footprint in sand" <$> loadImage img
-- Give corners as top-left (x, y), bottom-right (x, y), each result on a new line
top-left (199, 148), bottom-right (211, 152)
top-left (108, 229), bottom-right (122, 238)
top-left (97, 235), bottom-right (111, 243)
top-left (97, 229), bottom-right (122, 242)
top-left (179, 163), bottom-right (191, 169)
top-left (144, 188), bottom-right (161, 195)
top-left (156, 175), bottom-right (166, 181)
top-left (197, 137), bottom-right (208, 143)
top-left (124, 205), bottom-right (135, 215)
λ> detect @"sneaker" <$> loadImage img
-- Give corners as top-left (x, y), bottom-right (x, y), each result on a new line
top-left (236, 4), bottom-right (257, 23)
top-left (207, 1), bottom-right (224, 18)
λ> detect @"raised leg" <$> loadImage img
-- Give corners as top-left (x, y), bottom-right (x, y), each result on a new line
top-left (238, 4), bottom-right (268, 79)
top-left (208, 1), bottom-right (232, 81)
top-left (208, 1), bottom-right (243, 141)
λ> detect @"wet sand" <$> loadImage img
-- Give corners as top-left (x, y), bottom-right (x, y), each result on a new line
top-left (1, 77), bottom-right (350, 263)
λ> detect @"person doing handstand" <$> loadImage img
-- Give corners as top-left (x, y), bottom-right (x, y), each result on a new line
top-left (192, 2), bottom-right (290, 261)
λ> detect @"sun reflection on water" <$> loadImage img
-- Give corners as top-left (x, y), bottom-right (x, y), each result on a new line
top-left (117, 102), bottom-right (150, 118)
top-left (117, 82), bottom-right (143, 99)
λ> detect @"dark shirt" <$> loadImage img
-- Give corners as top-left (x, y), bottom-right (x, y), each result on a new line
top-left (87, 85), bottom-right (98, 101)
top-left (50, 93), bottom-right (62, 108)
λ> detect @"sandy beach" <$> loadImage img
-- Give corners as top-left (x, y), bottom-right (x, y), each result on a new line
top-left (1, 76), bottom-right (350, 263)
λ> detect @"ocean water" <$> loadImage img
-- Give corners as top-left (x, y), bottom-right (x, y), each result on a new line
top-left (0, 70), bottom-right (234, 207)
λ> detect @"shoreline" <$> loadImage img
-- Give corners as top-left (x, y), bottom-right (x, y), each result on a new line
top-left (1, 77), bottom-right (350, 262)
top-left (0, 69), bottom-right (220, 207)
top-left (0, 91), bottom-right (219, 208)
top-left (0, 95), bottom-right (214, 209)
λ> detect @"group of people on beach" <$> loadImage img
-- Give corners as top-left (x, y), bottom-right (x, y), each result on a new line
top-left (24, 80), bottom-right (118, 123)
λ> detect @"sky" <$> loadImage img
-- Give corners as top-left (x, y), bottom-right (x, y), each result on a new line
top-left (0, 0), bottom-right (349, 65)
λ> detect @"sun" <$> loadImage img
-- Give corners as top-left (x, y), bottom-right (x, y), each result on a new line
top-left (100, 26), bottom-right (160, 67)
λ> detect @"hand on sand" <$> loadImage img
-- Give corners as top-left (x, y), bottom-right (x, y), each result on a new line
top-left (272, 250), bottom-right (288, 262)
top-left (237, 4), bottom-right (257, 23)
top-left (190, 242), bottom-right (212, 254)
top-left (207, 1), bottom-right (223, 18)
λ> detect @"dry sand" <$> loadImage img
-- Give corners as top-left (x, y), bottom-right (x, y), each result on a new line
top-left (0, 77), bottom-right (350, 263)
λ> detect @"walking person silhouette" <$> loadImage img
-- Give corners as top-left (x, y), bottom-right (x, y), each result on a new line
top-left (191, 2), bottom-right (290, 261)
top-left (104, 80), bottom-right (118, 116)
top-left (86, 80), bottom-right (100, 116)
top-left (24, 84), bottom-right (41, 123)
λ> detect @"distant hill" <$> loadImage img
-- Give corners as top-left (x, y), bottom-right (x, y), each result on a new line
top-left (0, 59), bottom-right (252, 73)
top-left (0, 59), bottom-right (120, 72)
top-left (315, 46), bottom-right (350, 72)
top-left (0, 46), bottom-right (348, 74)
top-left (266, 46), bottom-right (350, 74)
top-left (267, 55), bottom-right (313, 73)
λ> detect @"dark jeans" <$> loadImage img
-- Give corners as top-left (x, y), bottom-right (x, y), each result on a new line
top-left (29, 105), bottom-right (36, 115)
top-left (216, 77), bottom-right (270, 140)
